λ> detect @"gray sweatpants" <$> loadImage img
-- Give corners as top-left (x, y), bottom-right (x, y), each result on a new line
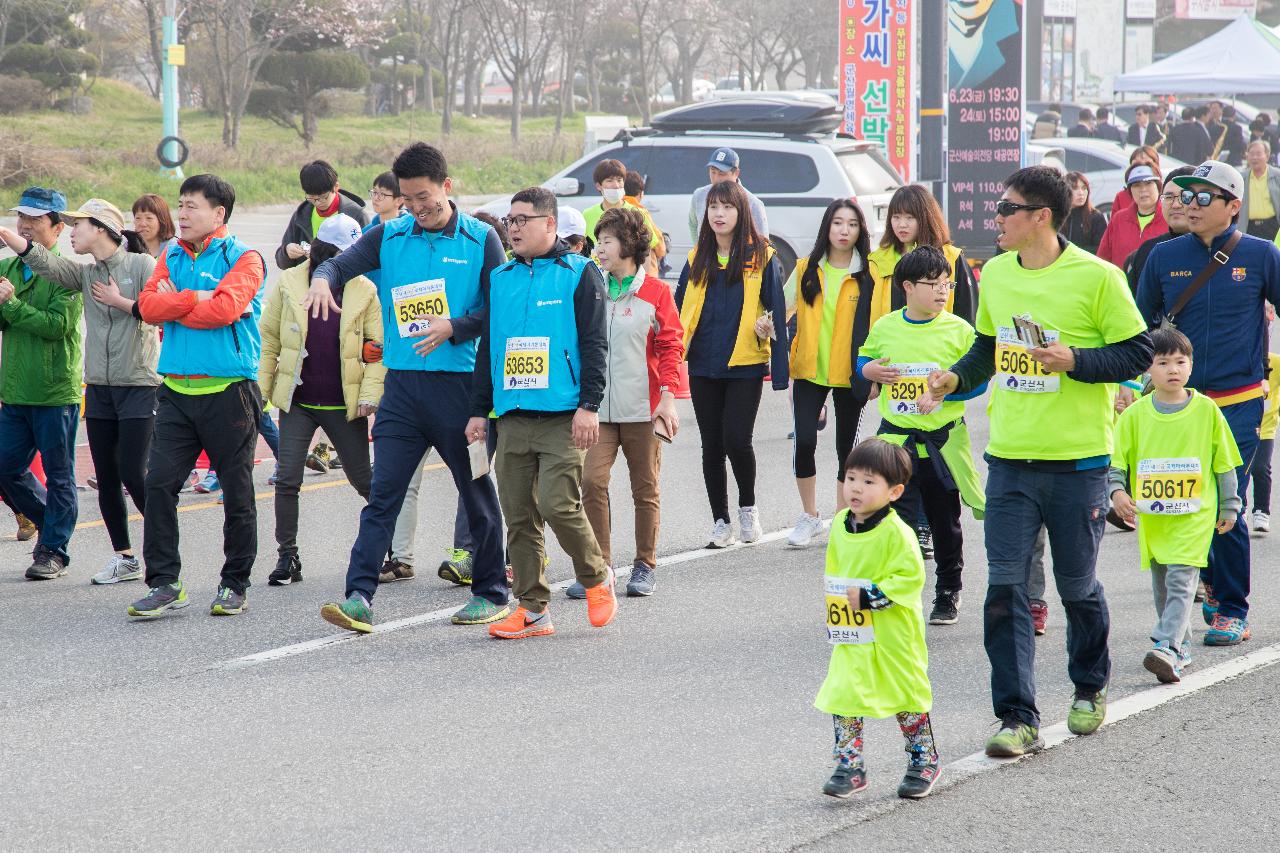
top-left (1151, 559), bottom-right (1199, 654)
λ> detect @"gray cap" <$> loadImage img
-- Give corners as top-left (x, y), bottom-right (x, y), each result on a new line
top-left (1172, 161), bottom-right (1244, 199)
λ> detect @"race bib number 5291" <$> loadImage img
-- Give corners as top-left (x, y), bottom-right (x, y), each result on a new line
top-left (824, 576), bottom-right (875, 645)
top-left (886, 363), bottom-right (939, 416)
top-left (995, 326), bottom-right (1061, 394)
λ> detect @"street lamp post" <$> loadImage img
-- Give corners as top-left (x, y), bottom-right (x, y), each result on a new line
top-left (159, 0), bottom-right (187, 179)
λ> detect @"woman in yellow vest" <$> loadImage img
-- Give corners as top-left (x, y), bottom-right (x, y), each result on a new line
top-left (676, 181), bottom-right (789, 549)
top-left (867, 185), bottom-right (977, 326)
top-left (783, 198), bottom-right (876, 548)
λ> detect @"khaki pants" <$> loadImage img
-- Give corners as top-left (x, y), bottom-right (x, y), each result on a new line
top-left (496, 413), bottom-right (607, 613)
top-left (583, 421), bottom-right (661, 568)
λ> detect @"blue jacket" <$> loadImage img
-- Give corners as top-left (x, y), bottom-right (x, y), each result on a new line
top-left (361, 210), bottom-right (410, 287)
top-left (472, 242), bottom-right (608, 417)
top-left (156, 235), bottom-right (263, 380)
top-left (1136, 227), bottom-right (1280, 394)
top-left (318, 204), bottom-right (505, 372)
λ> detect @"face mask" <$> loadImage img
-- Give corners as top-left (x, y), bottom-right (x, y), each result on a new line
top-left (602, 187), bottom-right (625, 204)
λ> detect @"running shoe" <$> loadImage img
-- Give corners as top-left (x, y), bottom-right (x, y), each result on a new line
top-left (14, 513), bottom-right (36, 542)
top-left (627, 560), bottom-right (656, 597)
top-left (328, 453), bottom-right (342, 470)
top-left (984, 718), bottom-right (1043, 757)
top-left (489, 606), bottom-right (555, 639)
top-left (87, 475), bottom-right (99, 490)
top-left (437, 548), bottom-right (473, 585)
top-left (378, 558), bottom-right (415, 583)
top-left (321, 594), bottom-right (373, 634)
top-left (738, 506), bottom-right (763, 543)
top-left (194, 471), bottom-right (220, 493)
top-left (1143, 644), bottom-right (1181, 684)
top-left (707, 519), bottom-right (736, 549)
top-left (267, 465), bottom-right (279, 486)
top-left (128, 582), bottom-right (190, 619)
top-left (25, 544), bottom-right (67, 580)
top-left (1204, 613), bottom-right (1250, 646)
top-left (305, 443), bottom-right (331, 473)
top-left (1253, 510), bottom-right (1270, 534)
top-left (566, 580), bottom-right (587, 599)
top-left (586, 568), bottom-right (618, 627)
top-left (1030, 600), bottom-right (1049, 636)
top-left (451, 596), bottom-right (510, 625)
top-left (897, 757), bottom-right (941, 799)
top-left (268, 553), bottom-right (302, 586)
top-left (210, 586), bottom-right (248, 615)
top-left (217, 492), bottom-right (224, 505)
top-left (822, 764), bottom-right (867, 798)
top-left (917, 525), bottom-right (934, 560)
top-left (1066, 687), bottom-right (1107, 735)
top-left (179, 469), bottom-right (200, 493)
top-left (92, 554), bottom-right (142, 585)
top-left (1202, 585), bottom-right (1220, 625)
top-left (928, 589), bottom-right (961, 625)
top-left (786, 512), bottom-right (823, 548)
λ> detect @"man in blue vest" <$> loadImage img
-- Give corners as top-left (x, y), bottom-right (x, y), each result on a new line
top-left (466, 186), bottom-right (618, 640)
top-left (306, 142), bottom-right (509, 632)
top-left (1137, 160), bottom-right (1280, 646)
top-left (127, 174), bottom-right (266, 619)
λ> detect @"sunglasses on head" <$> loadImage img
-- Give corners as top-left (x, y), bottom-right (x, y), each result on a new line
top-left (995, 200), bottom-right (1047, 217)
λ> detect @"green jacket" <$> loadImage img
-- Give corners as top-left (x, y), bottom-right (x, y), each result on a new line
top-left (0, 250), bottom-right (84, 406)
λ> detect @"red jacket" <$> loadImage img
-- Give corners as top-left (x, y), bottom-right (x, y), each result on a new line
top-left (1097, 204), bottom-right (1168, 268)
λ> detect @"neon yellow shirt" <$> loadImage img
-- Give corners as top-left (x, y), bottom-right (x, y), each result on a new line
top-left (975, 242), bottom-right (1147, 460)
top-left (1262, 352), bottom-right (1280, 439)
top-left (583, 201), bottom-right (661, 248)
top-left (861, 308), bottom-right (976, 432)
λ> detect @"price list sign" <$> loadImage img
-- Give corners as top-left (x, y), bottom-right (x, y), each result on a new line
top-left (945, 0), bottom-right (1025, 255)
top-left (840, 0), bottom-right (915, 181)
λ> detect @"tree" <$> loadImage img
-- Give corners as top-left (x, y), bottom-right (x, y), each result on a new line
top-left (479, 0), bottom-right (552, 142)
top-left (657, 0), bottom-right (713, 104)
top-left (0, 0), bottom-right (99, 91)
top-left (252, 50), bottom-right (368, 145)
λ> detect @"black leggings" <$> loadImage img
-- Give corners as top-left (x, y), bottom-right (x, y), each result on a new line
top-left (791, 379), bottom-right (864, 481)
top-left (1255, 438), bottom-right (1274, 515)
top-left (86, 417), bottom-right (152, 552)
top-left (689, 375), bottom-right (763, 522)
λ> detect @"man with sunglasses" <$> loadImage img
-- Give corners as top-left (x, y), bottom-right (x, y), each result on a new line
top-left (1136, 161), bottom-right (1280, 647)
top-left (275, 159), bottom-right (368, 270)
top-left (304, 142), bottom-right (510, 632)
top-left (928, 166), bottom-right (1153, 758)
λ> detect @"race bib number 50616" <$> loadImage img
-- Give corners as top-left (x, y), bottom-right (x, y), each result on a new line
top-left (824, 576), bottom-right (875, 645)
top-left (995, 326), bottom-right (1060, 394)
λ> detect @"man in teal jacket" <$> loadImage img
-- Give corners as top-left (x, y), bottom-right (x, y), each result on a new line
top-left (0, 186), bottom-right (84, 580)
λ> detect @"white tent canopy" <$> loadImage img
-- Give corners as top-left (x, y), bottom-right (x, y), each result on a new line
top-left (1114, 15), bottom-right (1280, 94)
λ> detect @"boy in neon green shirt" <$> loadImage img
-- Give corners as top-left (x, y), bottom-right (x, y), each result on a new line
top-left (859, 246), bottom-right (985, 627)
top-left (1109, 328), bottom-right (1242, 683)
top-left (816, 438), bottom-right (939, 801)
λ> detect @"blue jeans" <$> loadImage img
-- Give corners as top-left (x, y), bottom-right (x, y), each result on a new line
top-left (0, 404), bottom-right (79, 562)
top-left (344, 371), bottom-right (506, 607)
top-left (983, 460), bottom-right (1111, 728)
top-left (1205, 397), bottom-right (1263, 620)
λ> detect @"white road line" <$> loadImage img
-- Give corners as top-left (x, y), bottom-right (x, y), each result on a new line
top-left (214, 524), bottom-right (803, 671)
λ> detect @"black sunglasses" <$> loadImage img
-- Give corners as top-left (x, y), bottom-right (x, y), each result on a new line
top-left (995, 200), bottom-right (1048, 217)
top-left (1179, 189), bottom-right (1229, 207)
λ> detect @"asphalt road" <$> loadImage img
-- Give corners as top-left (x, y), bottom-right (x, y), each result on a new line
top-left (1, 206), bottom-right (1280, 850)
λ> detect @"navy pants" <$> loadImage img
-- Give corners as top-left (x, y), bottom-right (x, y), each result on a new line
top-left (0, 404), bottom-right (78, 562)
top-left (983, 460), bottom-right (1111, 728)
top-left (344, 370), bottom-right (506, 606)
top-left (1206, 397), bottom-right (1263, 621)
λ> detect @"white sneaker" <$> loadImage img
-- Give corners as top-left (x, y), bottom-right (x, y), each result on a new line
top-left (1253, 510), bottom-right (1270, 534)
top-left (787, 512), bottom-right (823, 548)
top-left (707, 519), bottom-right (736, 549)
top-left (91, 554), bottom-right (142, 585)
top-left (738, 506), bottom-right (763, 543)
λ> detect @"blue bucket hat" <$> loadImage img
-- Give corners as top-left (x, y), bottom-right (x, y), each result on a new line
top-left (10, 187), bottom-right (67, 217)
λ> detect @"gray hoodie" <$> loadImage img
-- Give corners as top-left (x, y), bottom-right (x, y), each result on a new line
top-left (21, 241), bottom-right (161, 387)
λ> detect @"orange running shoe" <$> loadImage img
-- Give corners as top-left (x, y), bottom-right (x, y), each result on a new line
top-left (585, 568), bottom-right (618, 628)
top-left (489, 606), bottom-right (555, 639)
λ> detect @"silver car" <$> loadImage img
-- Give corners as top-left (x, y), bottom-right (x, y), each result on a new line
top-left (1027, 137), bottom-right (1189, 216)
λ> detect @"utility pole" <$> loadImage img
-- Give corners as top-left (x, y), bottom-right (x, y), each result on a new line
top-left (159, 0), bottom-right (187, 178)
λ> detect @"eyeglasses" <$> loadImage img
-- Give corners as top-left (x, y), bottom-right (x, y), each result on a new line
top-left (1160, 192), bottom-right (1180, 203)
top-left (909, 280), bottom-right (955, 292)
top-left (369, 190), bottom-right (396, 201)
top-left (305, 192), bottom-right (335, 206)
top-left (501, 214), bottom-right (552, 230)
top-left (995, 200), bottom-right (1047, 217)
top-left (1179, 189), bottom-right (1229, 207)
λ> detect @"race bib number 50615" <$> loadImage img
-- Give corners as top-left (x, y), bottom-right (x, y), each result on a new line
top-left (995, 326), bottom-right (1061, 394)
top-left (824, 576), bottom-right (875, 645)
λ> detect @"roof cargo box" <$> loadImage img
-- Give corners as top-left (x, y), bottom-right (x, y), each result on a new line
top-left (650, 95), bottom-right (842, 135)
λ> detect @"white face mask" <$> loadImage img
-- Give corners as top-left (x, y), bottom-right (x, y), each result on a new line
top-left (602, 187), bottom-right (625, 204)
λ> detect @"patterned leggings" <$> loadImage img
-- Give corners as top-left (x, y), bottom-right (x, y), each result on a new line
top-left (833, 712), bottom-right (938, 770)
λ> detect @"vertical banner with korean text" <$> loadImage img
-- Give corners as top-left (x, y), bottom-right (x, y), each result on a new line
top-left (839, 0), bottom-right (915, 182)
top-left (945, 0), bottom-right (1024, 257)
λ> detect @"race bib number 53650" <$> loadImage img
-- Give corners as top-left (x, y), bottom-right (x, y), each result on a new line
top-left (825, 576), bottom-right (875, 645)
top-left (391, 279), bottom-right (449, 338)
top-left (995, 326), bottom-right (1061, 394)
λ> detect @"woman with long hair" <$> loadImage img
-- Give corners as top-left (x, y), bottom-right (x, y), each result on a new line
top-left (259, 214), bottom-right (385, 586)
top-left (676, 181), bottom-right (788, 548)
top-left (867, 185), bottom-right (976, 326)
top-left (1060, 171), bottom-right (1109, 255)
top-left (783, 198), bottom-right (875, 548)
top-left (1110, 145), bottom-right (1161, 215)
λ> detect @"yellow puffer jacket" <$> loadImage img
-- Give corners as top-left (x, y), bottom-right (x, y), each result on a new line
top-left (258, 265), bottom-right (385, 420)
top-left (866, 243), bottom-right (968, 324)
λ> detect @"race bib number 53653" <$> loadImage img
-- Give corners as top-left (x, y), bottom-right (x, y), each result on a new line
top-left (995, 326), bottom-right (1061, 394)
top-left (503, 337), bottom-right (550, 390)
top-left (824, 576), bottom-right (875, 645)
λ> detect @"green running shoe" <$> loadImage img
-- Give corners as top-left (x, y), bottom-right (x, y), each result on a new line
top-left (321, 594), bottom-right (373, 634)
top-left (1067, 687), bottom-right (1107, 735)
top-left (438, 548), bottom-right (473, 586)
top-left (210, 586), bottom-right (248, 616)
top-left (984, 719), bottom-right (1044, 757)
top-left (127, 582), bottom-right (190, 619)
top-left (451, 595), bottom-right (510, 625)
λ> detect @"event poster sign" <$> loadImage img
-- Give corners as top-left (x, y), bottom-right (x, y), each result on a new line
top-left (839, 0), bottom-right (915, 181)
top-left (946, 0), bottom-right (1024, 256)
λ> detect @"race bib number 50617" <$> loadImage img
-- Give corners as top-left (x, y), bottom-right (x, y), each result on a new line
top-left (824, 576), bottom-right (875, 645)
top-left (1136, 457), bottom-right (1203, 515)
top-left (995, 326), bottom-right (1060, 394)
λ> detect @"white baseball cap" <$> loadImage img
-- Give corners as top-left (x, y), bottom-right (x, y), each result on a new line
top-left (556, 206), bottom-right (588, 240)
top-left (1172, 161), bottom-right (1244, 199)
top-left (315, 213), bottom-right (363, 251)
